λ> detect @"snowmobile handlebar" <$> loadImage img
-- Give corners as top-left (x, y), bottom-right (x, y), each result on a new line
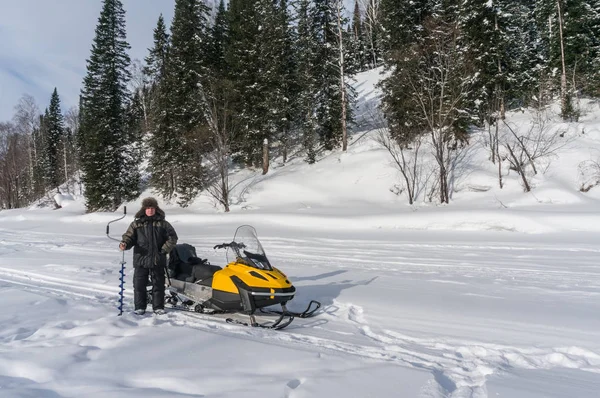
top-left (106, 206), bottom-right (127, 242)
top-left (213, 242), bottom-right (246, 250)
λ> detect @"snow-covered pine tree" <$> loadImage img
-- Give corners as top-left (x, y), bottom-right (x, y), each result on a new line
top-left (121, 91), bottom-right (143, 201)
top-left (36, 111), bottom-right (49, 196)
top-left (535, 0), bottom-right (600, 116)
top-left (348, 0), bottom-right (367, 72)
top-left (313, 0), bottom-right (353, 151)
top-left (498, 1), bottom-right (542, 108)
top-left (144, 14), bottom-right (170, 86)
top-left (44, 88), bottom-right (64, 192)
top-left (559, 0), bottom-right (600, 97)
top-left (163, 0), bottom-right (212, 206)
top-left (225, 0), bottom-right (264, 165)
top-left (585, 0), bottom-right (600, 96)
top-left (255, 0), bottom-right (296, 165)
top-left (363, 0), bottom-right (382, 68)
top-left (141, 14), bottom-right (169, 137)
top-left (145, 15), bottom-right (176, 200)
top-left (208, 0), bottom-right (227, 75)
top-left (79, 0), bottom-right (136, 211)
top-left (460, 0), bottom-right (501, 123)
top-left (273, 0), bottom-right (298, 163)
top-left (379, 0), bottom-right (432, 144)
top-left (294, 0), bottom-right (319, 163)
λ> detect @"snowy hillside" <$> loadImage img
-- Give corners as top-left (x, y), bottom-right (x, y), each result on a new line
top-left (1, 69), bottom-right (600, 397)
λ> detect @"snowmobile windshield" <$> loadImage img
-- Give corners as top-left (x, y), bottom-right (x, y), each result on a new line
top-left (227, 225), bottom-right (272, 270)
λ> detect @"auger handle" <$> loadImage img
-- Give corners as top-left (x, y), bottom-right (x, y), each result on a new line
top-left (107, 206), bottom-right (127, 241)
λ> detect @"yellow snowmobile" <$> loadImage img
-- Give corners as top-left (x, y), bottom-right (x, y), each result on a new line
top-left (164, 225), bottom-right (320, 329)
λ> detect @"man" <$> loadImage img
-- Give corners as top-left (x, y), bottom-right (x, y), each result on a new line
top-left (120, 197), bottom-right (178, 315)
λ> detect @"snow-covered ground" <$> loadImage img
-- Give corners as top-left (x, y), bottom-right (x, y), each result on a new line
top-left (2, 70), bottom-right (600, 397)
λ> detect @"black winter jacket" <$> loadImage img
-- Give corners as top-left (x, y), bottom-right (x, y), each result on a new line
top-left (121, 208), bottom-right (178, 269)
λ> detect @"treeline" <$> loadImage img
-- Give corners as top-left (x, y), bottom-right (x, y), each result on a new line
top-left (1, 0), bottom-right (379, 211)
top-left (0, 92), bottom-right (79, 209)
top-left (1, 0), bottom-right (599, 211)
top-left (377, 0), bottom-right (600, 204)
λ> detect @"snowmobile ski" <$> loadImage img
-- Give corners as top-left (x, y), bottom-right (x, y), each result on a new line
top-left (165, 299), bottom-right (295, 330)
top-left (225, 312), bottom-right (294, 330)
top-left (259, 300), bottom-right (321, 319)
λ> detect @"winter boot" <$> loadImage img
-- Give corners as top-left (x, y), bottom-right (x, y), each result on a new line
top-left (154, 309), bottom-right (166, 315)
top-left (134, 309), bottom-right (146, 315)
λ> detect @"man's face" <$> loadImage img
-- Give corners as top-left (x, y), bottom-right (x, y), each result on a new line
top-left (145, 207), bottom-right (156, 217)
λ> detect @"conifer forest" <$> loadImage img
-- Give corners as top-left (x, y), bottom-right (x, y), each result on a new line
top-left (1, 0), bottom-right (599, 211)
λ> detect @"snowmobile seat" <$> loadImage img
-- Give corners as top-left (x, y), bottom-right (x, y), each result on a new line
top-left (168, 243), bottom-right (222, 285)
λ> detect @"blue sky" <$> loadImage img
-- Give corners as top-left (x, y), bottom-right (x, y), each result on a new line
top-left (0, 0), bottom-right (176, 122)
top-left (0, 0), bottom-right (356, 123)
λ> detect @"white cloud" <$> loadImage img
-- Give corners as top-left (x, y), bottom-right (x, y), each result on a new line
top-left (0, 0), bottom-right (175, 121)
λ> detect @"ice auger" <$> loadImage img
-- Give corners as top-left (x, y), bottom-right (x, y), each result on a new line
top-left (107, 206), bottom-right (127, 316)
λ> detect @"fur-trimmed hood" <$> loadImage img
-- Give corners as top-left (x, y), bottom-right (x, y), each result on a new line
top-left (135, 197), bottom-right (165, 219)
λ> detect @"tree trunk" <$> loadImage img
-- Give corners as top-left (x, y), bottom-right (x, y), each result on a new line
top-left (63, 141), bottom-right (69, 193)
top-left (496, 122), bottom-right (503, 189)
top-left (557, 0), bottom-right (568, 118)
top-left (222, 170), bottom-right (230, 212)
top-left (281, 130), bottom-right (288, 164)
top-left (494, 13), bottom-right (505, 120)
top-left (506, 144), bottom-right (531, 192)
top-left (27, 136), bottom-right (34, 193)
top-left (262, 138), bottom-right (269, 175)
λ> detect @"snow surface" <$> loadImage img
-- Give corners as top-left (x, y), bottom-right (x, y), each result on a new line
top-left (1, 69), bottom-right (600, 397)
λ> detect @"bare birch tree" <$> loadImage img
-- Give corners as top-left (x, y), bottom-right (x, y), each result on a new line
top-left (63, 107), bottom-right (80, 195)
top-left (12, 95), bottom-right (40, 196)
top-left (376, 128), bottom-right (425, 205)
top-left (405, 19), bottom-right (473, 204)
top-left (0, 122), bottom-right (27, 209)
top-left (499, 112), bottom-right (570, 192)
top-left (201, 80), bottom-right (238, 212)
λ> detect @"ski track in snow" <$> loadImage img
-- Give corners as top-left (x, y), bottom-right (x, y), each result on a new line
top-left (1, 230), bottom-right (600, 397)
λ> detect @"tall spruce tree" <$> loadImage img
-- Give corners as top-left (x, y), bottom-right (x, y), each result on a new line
top-left (160, 0), bottom-right (211, 205)
top-left (349, 0), bottom-right (367, 72)
top-left (501, 1), bottom-right (542, 107)
top-left (146, 15), bottom-right (174, 199)
top-left (226, 0), bottom-right (263, 165)
top-left (273, 0), bottom-right (298, 162)
top-left (79, 0), bottom-right (138, 211)
top-left (364, 0), bottom-right (382, 68)
top-left (313, 0), bottom-right (352, 151)
top-left (144, 14), bottom-right (170, 85)
top-left (294, 0), bottom-right (319, 163)
top-left (122, 91), bottom-right (144, 197)
top-left (44, 88), bottom-right (65, 191)
top-left (255, 0), bottom-right (296, 161)
top-left (535, 0), bottom-right (600, 110)
top-left (379, 0), bottom-right (433, 144)
top-left (209, 0), bottom-right (228, 74)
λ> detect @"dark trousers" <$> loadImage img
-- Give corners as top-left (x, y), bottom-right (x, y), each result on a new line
top-left (133, 266), bottom-right (165, 310)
